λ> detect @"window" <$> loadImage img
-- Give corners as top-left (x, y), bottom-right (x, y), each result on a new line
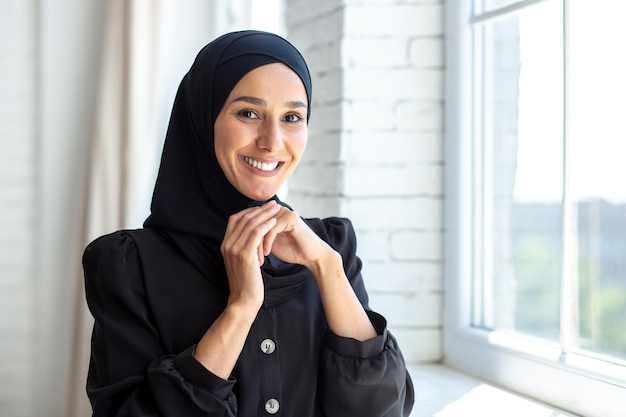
top-left (445, 1), bottom-right (626, 416)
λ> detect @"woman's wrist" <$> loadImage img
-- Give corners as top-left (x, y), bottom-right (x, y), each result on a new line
top-left (193, 300), bottom-right (259, 379)
top-left (304, 248), bottom-right (343, 282)
top-left (305, 248), bottom-right (377, 341)
top-left (226, 296), bottom-right (262, 321)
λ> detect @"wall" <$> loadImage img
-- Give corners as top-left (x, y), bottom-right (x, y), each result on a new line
top-left (285, 0), bottom-right (445, 362)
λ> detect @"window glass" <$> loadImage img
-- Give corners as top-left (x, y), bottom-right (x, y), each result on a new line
top-left (449, 0), bottom-right (626, 413)
top-left (474, 1), bottom-right (564, 342)
top-left (569, 0), bottom-right (626, 361)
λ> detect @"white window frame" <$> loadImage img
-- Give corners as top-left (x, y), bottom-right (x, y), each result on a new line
top-left (444, 1), bottom-right (626, 416)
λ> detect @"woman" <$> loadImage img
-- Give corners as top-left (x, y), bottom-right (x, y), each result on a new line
top-left (83, 30), bottom-right (414, 416)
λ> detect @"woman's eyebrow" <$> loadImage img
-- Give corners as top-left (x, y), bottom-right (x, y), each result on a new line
top-left (231, 96), bottom-right (265, 106)
top-left (287, 100), bottom-right (307, 110)
top-left (231, 96), bottom-right (307, 110)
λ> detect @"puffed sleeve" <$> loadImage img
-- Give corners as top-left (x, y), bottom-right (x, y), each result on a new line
top-left (83, 231), bottom-right (238, 417)
top-left (314, 218), bottom-right (415, 417)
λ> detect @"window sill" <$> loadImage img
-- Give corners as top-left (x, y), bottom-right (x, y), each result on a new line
top-left (407, 363), bottom-right (579, 416)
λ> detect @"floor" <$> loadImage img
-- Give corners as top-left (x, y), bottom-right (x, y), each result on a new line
top-left (406, 364), bottom-right (580, 417)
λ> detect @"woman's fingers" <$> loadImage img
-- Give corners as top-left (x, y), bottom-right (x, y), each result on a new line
top-left (252, 215), bottom-right (276, 265)
top-left (263, 206), bottom-right (329, 266)
top-left (262, 221), bottom-right (279, 257)
top-left (223, 200), bottom-right (325, 267)
top-left (222, 201), bottom-right (280, 264)
top-left (261, 206), bottom-right (293, 256)
top-left (257, 244), bottom-right (265, 267)
top-left (225, 202), bottom-right (279, 241)
top-left (220, 202), bottom-right (281, 308)
top-left (224, 203), bottom-right (279, 244)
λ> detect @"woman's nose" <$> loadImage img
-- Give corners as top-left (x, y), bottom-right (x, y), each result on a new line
top-left (256, 120), bottom-right (283, 152)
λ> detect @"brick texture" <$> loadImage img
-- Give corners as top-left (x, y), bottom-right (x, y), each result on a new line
top-left (286, 0), bottom-right (445, 362)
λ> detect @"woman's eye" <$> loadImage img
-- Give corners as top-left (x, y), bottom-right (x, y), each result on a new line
top-left (238, 110), bottom-right (258, 119)
top-left (284, 113), bottom-right (302, 123)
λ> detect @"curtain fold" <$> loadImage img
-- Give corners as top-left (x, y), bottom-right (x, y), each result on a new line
top-left (67, 1), bottom-right (163, 415)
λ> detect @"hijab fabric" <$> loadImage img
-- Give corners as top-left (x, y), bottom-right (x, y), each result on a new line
top-left (143, 30), bottom-right (313, 306)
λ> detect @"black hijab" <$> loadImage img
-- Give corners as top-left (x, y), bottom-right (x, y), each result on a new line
top-left (143, 30), bottom-right (313, 306)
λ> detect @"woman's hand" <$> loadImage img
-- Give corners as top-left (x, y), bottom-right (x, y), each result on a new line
top-left (261, 204), bottom-right (332, 268)
top-left (263, 205), bottom-right (378, 341)
top-left (221, 200), bottom-right (377, 343)
top-left (195, 202), bottom-right (281, 380)
top-left (221, 201), bottom-right (282, 310)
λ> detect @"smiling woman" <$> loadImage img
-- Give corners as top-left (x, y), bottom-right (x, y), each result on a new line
top-left (82, 30), bottom-right (414, 416)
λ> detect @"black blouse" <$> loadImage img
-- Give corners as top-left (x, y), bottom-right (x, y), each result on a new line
top-left (84, 216), bottom-right (413, 416)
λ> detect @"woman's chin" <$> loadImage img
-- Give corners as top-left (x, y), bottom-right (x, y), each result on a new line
top-left (242, 188), bottom-right (279, 203)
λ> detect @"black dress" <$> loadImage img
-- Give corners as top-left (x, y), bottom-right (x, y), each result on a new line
top-left (83, 217), bottom-right (414, 416)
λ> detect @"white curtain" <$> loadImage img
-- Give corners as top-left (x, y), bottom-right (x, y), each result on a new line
top-left (66, 1), bottom-right (165, 415)
top-left (65, 1), bottom-right (255, 415)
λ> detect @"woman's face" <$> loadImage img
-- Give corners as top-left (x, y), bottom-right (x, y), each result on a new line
top-left (214, 63), bottom-right (308, 201)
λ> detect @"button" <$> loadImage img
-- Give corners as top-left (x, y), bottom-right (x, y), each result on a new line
top-left (265, 398), bottom-right (280, 414)
top-left (260, 338), bottom-right (276, 354)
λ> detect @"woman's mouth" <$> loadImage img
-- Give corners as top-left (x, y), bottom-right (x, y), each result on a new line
top-left (242, 156), bottom-right (280, 172)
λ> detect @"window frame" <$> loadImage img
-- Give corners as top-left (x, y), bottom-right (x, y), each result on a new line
top-left (444, 1), bottom-right (626, 416)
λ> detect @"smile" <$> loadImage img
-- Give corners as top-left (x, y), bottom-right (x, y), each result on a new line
top-left (242, 156), bottom-right (280, 172)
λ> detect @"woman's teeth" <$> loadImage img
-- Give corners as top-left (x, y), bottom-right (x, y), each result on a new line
top-left (243, 156), bottom-right (279, 171)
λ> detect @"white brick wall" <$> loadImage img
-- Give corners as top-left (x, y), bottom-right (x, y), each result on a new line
top-left (286, 0), bottom-right (445, 362)
top-left (0, 0), bottom-right (36, 415)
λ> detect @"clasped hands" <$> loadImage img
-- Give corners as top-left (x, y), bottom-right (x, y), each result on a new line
top-left (221, 200), bottom-right (337, 309)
